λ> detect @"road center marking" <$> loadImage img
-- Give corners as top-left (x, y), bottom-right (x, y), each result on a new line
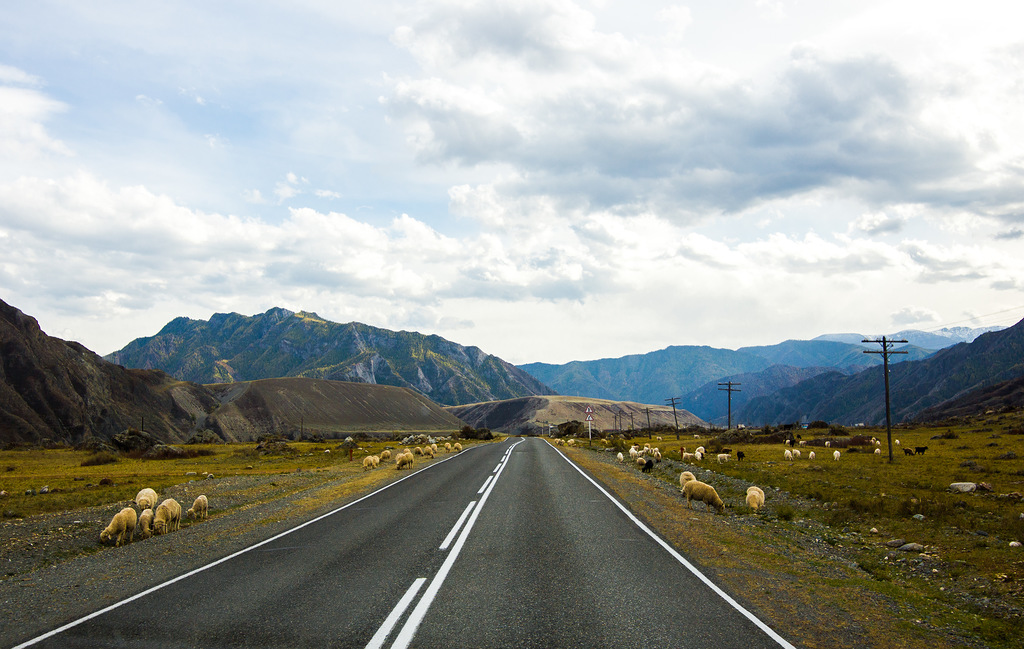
top-left (477, 475), bottom-right (493, 494)
top-left (439, 501), bottom-right (477, 551)
top-left (364, 578), bottom-right (426, 649)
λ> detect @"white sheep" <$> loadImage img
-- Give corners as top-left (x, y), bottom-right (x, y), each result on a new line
top-left (695, 446), bottom-right (705, 455)
top-left (717, 453), bottom-right (729, 463)
top-left (445, 442), bottom-right (452, 452)
top-left (792, 449), bottom-right (801, 459)
top-left (372, 455), bottom-right (380, 468)
top-left (616, 452), bottom-right (625, 463)
top-left (825, 441), bottom-right (831, 448)
top-left (413, 446), bottom-right (423, 456)
top-left (745, 486), bottom-right (765, 510)
top-left (153, 498), bottom-right (182, 535)
top-left (694, 451), bottom-right (703, 461)
top-left (380, 449), bottom-right (392, 461)
top-left (629, 446), bottom-right (639, 459)
top-left (656, 436), bottom-right (663, 441)
top-left (636, 456), bottom-right (647, 469)
top-left (874, 448), bottom-right (882, 455)
top-left (798, 440), bottom-right (806, 446)
top-left (100, 507), bottom-right (137, 546)
top-left (682, 452), bottom-right (695, 462)
top-left (808, 451), bottom-right (816, 460)
top-left (186, 494), bottom-right (208, 520)
top-left (431, 443), bottom-right (438, 454)
top-left (423, 446), bottom-right (436, 459)
top-left (683, 480), bottom-right (725, 513)
top-left (396, 452), bottom-right (414, 470)
top-left (833, 450), bottom-right (841, 461)
top-left (138, 508), bottom-right (154, 539)
top-left (363, 456), bottom-right (376, 471)
top-left (784, 449), bottom-right (793, 461)
top-left (454, 443), bottom-right (462, 452)
top-left (679, 471), bottom-right (696, 488)
top-left (895, 439), bottom-right (900, 446)
top-left (133, 487), bottom-right (158, 511)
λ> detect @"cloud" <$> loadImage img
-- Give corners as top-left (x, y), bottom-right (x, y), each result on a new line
top-left (890, 306), bottom-right (939, 327)
top-left (0, 69), bottom-right (72, 161)
top-left (851, 211), bottom-right (905, 235)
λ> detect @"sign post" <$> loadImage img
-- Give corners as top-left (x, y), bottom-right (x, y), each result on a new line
top-left (585, 406), bottom-right (594, 446)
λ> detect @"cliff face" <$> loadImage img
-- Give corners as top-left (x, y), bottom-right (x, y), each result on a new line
top-left (107, 309), bottom-right (551, 406)
top-left (0, 299), bottom-right (215, 445)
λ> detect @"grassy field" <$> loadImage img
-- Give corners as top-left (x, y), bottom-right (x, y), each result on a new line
top-left (0, 434), bottom-right (472, 519)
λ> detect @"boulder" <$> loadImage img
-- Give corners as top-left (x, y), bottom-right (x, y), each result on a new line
top-left (111, 428), bottom-right (157, 453)
top-left (899, 543), bottom-right (925, 552)
top-left (948, 482), bottom-right (977, 493)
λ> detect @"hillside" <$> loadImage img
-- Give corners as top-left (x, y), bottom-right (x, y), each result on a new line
top-left (205, 377), bottom-right (465, 439)
top-left (736, 339), bottom-right (932, 370)
top-left (0, 298), bottom-right (215, 445)
top-left (740, 318), bottom-right (1024, 425)
top-left (446, 395), bottom-right (705, 436)
top-left (106, 308), bottom-right (551, 407)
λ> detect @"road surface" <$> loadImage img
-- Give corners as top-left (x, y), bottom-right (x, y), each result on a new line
top-left (14, 437), bottom-right (795, 649)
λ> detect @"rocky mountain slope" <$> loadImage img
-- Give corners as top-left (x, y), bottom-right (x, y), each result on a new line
top-left (106, 308), bottom-right (551, 407)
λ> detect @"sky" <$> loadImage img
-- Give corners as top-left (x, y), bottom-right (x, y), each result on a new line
top-left (1, 0), bottom-right (1023, 365)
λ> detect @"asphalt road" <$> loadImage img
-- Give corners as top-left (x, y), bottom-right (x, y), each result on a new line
top-left (13, 438), bottom-right (795, 649)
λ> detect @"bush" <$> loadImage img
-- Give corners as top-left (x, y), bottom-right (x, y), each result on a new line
top-left (81, 452), bottom-right (118, 467)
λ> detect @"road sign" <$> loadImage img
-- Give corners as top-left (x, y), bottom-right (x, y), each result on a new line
top-left (586, 414), bottom-right (594, 421)
top-left (585, 406), bottom-right (593, 414)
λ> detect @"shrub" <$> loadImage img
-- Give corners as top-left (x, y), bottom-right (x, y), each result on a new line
top-left (81, 452), bottom-right (118, 467)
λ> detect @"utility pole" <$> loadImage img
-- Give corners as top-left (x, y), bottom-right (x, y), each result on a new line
top-left (717, 382), bottom-right (742, 430)
top-left (664, 397), bottom-right (681, 440)
top-left (863, 336), bottom-right (908, 463)
top-left (645, 407), bottom-right (652, 433)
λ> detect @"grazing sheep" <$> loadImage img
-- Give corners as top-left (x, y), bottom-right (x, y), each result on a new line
top-left (138, 508), bottom-right (154, 540)
top-left (683, 480), bottom-right (725, 513)
top-left (682, 452), bottom-right (695, 461)
top-left (903, 448), bottom-right (915, 456)
top-left (636, 457), bottom-right (647, 469)
top-left (694, 451), bottom-right (703, 461)
top-left (746, 486), bottom-right (765, 510)
top-left (363, 455), bottom-right (376, 471)
top-left (895, 439), bottom-right (900, 446)
top-left (616, 452), bottom-right (625, 463)
top-left (736, 451), bottom-right (745, 461)
top-left (186, 495), bottom-right (208, 520)
top-left (133, 488), bottom-right (158, 511)
top-left (423, 446), bottom-right (436, 459)
top-left (825, 441), bottom-right (831, 448)
top-left (454, 443), bottom-right (462, 452)
top-left (445, 442), bottom-right (452, 452)
top-left (717, 453), bottom-right (730, 463)
top-left (679, 471), bottom-right (696, 489)
top-left (695, 446), bottom-right (705, 455)
top-left (642, 459), bottom-right (654, 473)
top-left (153, 499), bottom-right (182, 535)
top-left (833, 450), bottom-right (841, 461)
top-left (100, 507), bottom-right (138, 547)
top-left (431, 443), bottom-right (438, 453)
top-left (808, 451), bottom-right (816, 460)
top-left (413, 446), bottom-right (423, 456)
top-left (380, 449), bottom-right (392, 461)
top-left (875, 440), bottom-right (881, 447)
top-left (874, 448), bottom-right (881, 455)
top-left (656, 436), bottom-right (663, 441)
top-left (915, 446), bottom-right (928, 455)
top-left (785, 449), bottom-right (793, 461)
top-left (629, 447), bottom-right (639, 459)
top-left (785, 439), bottom-right (791, 446)
top-left (798, 440), bottom-right (806, 446)
top-left (396, 452), bottom-right (414, 470)
top-left (792, 449), bottom-right (801, 459)
top-left (653, 450), bottom-right (662, 461)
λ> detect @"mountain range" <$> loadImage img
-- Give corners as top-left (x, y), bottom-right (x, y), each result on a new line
top-left (106, 308), bottom-right (550, 407)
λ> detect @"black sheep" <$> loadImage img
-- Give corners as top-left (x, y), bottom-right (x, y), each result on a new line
top-left (642, 459), bottom-right (654, 473)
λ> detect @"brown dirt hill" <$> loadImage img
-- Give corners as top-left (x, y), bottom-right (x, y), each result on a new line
top-left (446, 395), bottom-right (705, 435)
top-left (0, 298), bottom-right (215, 446)
top-left (206, 377), bottom-right (466, 440)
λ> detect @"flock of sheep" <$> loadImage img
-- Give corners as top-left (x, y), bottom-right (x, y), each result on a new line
top-left (99, 487), bottom-right (209, 547)
top-left (361, 442), bottom-right (463, 472)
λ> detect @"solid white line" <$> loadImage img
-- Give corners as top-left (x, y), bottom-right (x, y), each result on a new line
top-left (439, 501), bottom-right (477, 551)
top-left (493, 463), bottom-right (501, 473)
top-left (549, 441), bottom-right (797, 649)
top-left (10, 447), bottom-right (477, 649)
top-left (391, 439), bottom-right (526, 649)
top-left (477, 475), bottom-right (493, 494)
top-left (364, 578), bottom-right (427, 649)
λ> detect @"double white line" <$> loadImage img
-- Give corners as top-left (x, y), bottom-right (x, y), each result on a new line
top-left (366, 440), bottom-right (523, 649)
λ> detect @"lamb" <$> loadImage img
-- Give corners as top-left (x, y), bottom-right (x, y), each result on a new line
top-left (616, 452), bottom-right (624, 463)
top-left (396, 452), bottom-right (414, 470)
top-left (895, 439), bottom-right (900, 446)
top-left (785, 449), bottom-right (793, 461)
top-left (153, 498), bottom-right (182, 535)
top-left (683, 480), bottom-right (725, 513)
top-left (641, 459), bottom-right (654, 473)
top-left (833, 450), bottom-right (841, 461)
top-left (745, 486), bottom-right (765, 510)
top-left (100, 507), bottom-right (138, 547)
top-left (717, 453), bottom-right (730, 463)
top-left (798, 440), bottom-right (806, 446)
top-left (138, 508), bottom-right (154, 540)
top-left (653, 450), bottom-right (662, 461)
top-left (431, 443), bottom-right (438, 453)
top-left (808, 451), bottom-right (816, 460)
top-left (133, 488), bottom-right (158, 511)
top-left (186, 494), bottom-right (208, 520)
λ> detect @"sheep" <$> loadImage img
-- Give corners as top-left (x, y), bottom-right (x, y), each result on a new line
top-left (372, 455), bottom-right (380, 468)
top-left (616, 452), bottom-right (625, 463)
top-left (653, 450), bottom-right (662, 461)
top-left (641, 459), bottom-right (654, 473)
top-left (423, 446), bottom-right (436, 459)
top-left (629, 446), bottom-right (640, 459)
top-left (636, 457), bottom-right (647, 469)
top-left (833, 450), bottom-right (841, 461)
top-left (914, 446), bottom-right (928, 455)
top-left (683, 480), bottom-right (725, 513)
top-left (132, 488), bottom-right (158, 511)
top-left (431, 443), bottom-right (438, 454)
top-left (874, 448), bottom-right (881, 455)
top-left (363, 456), bottom-right (376, 471)
top-left (679, 471), bottom-right (696, 489)
top-left (445, 442), bottom-right (452, 452)
top-left (186, 495), bottom-right (208, 520)
top-left (808, 451), bottom-right (816, 460)
top-left (895, 439), bottom-right (900, 446)
top-left (785, 439), bottom-right (791, 446)
top-left (396, 452), bottom-right (414, 470)
top-left (153, 499), bottom-right (182, 535)
top-left (682, 452), bottom-right (695, 462)
top-left (717, 453), bottom-right (730, 463)
top-left (825, 441), bottom-right (831, 448)
top-left (694, 451), bottom-right (703, 461)
top-left (785, 449), bottom-right (793, 461)
top-left (798, 440), bottom-right (806, 446)
top-left (875, 440), bottom-right (881, 447)
top-left (903, 448), bottom-right (915, 456)
top-left (454, 443), bottom-right (462, 452)
top-left (736, 451), bottom-right (745, 461)
top-left (138, 508), bottom-right (154, 540)
top-left (100, 507), bottom-right (137, 547)
top-left (792, 449), bottom-right (801, 459)
top-left (413, 446), bottom-right (423, 456)
top-left (695, 446), bottom-right (705, 455)
top-left (745, 486), bottom-right (765, 510)
top-left (380, 449), bottom-right (392, 461)
top-left (656, 436), bottom-right (663, 441)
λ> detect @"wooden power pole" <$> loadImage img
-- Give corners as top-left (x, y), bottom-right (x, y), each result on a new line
top-left (863, 336), bottom-right (908, 463)
top-left (717, 381), bottom-right (741, 430)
